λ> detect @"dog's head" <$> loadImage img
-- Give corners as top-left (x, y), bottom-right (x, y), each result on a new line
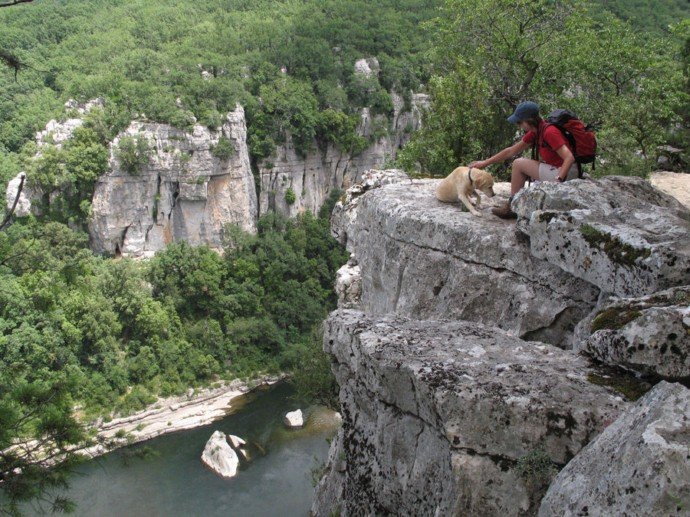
top-left (471, 168), bottom-right (495, 197)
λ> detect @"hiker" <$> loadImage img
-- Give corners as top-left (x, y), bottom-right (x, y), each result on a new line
top-left (469, 101), bottom-right (579, 219)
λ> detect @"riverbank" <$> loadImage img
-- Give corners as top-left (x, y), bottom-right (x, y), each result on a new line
top-left (83, 374), bottom-right (287, 458)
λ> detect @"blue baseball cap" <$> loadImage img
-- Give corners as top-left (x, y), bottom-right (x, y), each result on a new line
top-left (507, 101), bottom-right (540, 124)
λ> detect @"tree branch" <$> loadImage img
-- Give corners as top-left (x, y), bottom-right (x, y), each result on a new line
top-left (0, 1), bottom-right (33, 7)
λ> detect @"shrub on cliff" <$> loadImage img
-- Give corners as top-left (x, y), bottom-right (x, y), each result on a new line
top-left (115, 135), bottom-right (150, 175)
top-left (211, 137), bottom-right (234, 160)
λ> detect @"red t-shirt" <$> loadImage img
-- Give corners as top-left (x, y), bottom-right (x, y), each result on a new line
top-left (522, 120), bottom-right (571, 167)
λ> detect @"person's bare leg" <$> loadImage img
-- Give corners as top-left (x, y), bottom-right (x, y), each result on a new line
top-left (510, 158), bottom-right (541, 196)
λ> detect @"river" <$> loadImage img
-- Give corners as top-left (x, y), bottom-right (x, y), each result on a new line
top-left (40, 383), bottom-right (336, 517)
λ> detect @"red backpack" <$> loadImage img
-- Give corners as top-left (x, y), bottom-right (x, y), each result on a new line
top-left (540, 109), bottom-right (598, 177)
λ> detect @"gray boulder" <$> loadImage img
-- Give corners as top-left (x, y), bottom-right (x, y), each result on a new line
top-left (312, 309), bottom-right (628, 517)
top-left (513, 176), bottom-right (690, 297)
top-left (579, 286), bottom-right (690, 379)
top-left (330, 168), bottom-right (409, 248)
top-left (201, 430), bottom-right (239, 479)
top-left (539, 381), bottom-right (690, 517)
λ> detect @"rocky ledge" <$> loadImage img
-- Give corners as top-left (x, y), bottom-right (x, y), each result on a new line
top-left (315, 171), bottom-right (690, 516)
top-left (513, 176), bottom-right (690, 297)
top-left (313, 310), bottom-right (627, 516)
top-left (333, 177), bottom-right (600, 348)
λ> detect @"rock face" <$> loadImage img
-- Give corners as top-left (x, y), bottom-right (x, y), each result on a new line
top-left (5, 173), bottom-right (31, 218)
top-left (513, 176), bottom-right (690, 297)
top-left (579, 286), bottom-right (690, 379)
top-left (314, 310), bottom-right (627, 516)
top-left (539, 381), bottom-right (690, 516)
top-left (331, 168), bottom-right (410, 247)
top-left (334, 257), bottom-right (362, 309)
top-left (201, 430), bottom-right (239, 479)
top-left (283, 409), bottom-right (304, 428)
top-left (335, 178), bottom-right (600, 347)
top-left (258, 92), bottom-right (428, 218)
top-left (89, 105), bottom-right (258, 257)
top-left (314, 173), bottom-right (690, 516)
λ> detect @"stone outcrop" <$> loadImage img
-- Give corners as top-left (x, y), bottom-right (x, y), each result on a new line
top-left (314, 172), bottom-right (690, 516)
top-left (5, 173), bottom-right (31, 218)
top-left (5, 99), bottom-right (104, 217)
top-left (539, 381), bottom-right (690, 516)
top-left (513, 176), bottom-right (690, 297)
top-left (314, 310), bottom-right (627, 516)
top-left (334, 177), bottom-right (600, 347)
top-left (334, 257), bottom-right (362, 309)
top-left (7, 81), bottom-right (428, 256)
top-left (579, 286), bottom-right (690, 380)
top-left (201, 430), bottom-right (239, 479)
top-left (89, 105), bottom-right (258, 257)
top-left (331, 168), bottom-right (410, 248)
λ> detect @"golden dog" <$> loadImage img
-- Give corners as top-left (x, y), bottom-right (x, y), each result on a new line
top-left (435, 166), bottom-right (495, 216)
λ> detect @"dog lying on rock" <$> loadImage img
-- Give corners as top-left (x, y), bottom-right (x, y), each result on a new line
top-left (435, 166), bottom-right (495, 216)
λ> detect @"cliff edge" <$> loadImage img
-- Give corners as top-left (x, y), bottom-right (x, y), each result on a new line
top-left (313, 172), bottom-right (690, 516)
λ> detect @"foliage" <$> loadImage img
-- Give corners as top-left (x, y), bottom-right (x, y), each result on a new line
top-left (210, 137), bottom-right (234, 160)
top-left (0, 203), bottom-right (347, 511)
top-left (288, 326), bottom-right (339, 410)
top-left (284, 187), bottom-right (296, 205)
top-left (316, 109), bottom-right (368, 155)
top-left (0, 0), bottom-right (441, 170)
top-left (396, 0), bottom-right (689, 177)
top-left (115, 135), bottom-right (150, 175)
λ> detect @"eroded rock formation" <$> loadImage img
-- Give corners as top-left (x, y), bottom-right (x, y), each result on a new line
top-left (333, 177), bottom-right (599, 348)
top-left (539, 381), bottom-right (690, 516)
top-left (258, 93), bottom-right (428, 218)
top-left (313, 172), bottom-right (690, 516)
top-left (315, 310), bottom-right (627, 516)
top-left (89, 105), bottom-right (258, 257)
top-left (579, 286), bottom-right (690, 379)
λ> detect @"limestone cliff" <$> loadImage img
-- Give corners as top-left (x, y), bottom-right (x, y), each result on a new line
top-left (313, 172), bottom-right (690, 516)
top-left (89, 105), bottom-right (258, 258)
top-left (258, 91), bottom-right (427, 218)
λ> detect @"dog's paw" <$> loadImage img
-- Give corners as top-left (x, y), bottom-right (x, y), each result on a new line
top-left (471, 210), bottom-right (482, 217)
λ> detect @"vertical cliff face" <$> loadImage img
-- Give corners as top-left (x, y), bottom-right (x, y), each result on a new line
top-left (89, 105), bottom-right (258, 258)
top-left (258, 91), bottom-right (427, 218)
top-left (313, 172), bottom-right (690, 516)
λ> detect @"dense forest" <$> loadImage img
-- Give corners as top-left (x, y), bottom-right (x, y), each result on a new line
top-left (0, 0), bottom-right (688, 513)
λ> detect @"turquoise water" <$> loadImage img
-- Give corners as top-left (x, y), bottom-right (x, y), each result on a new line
top-left (43, 383), bottom-right (335, 517)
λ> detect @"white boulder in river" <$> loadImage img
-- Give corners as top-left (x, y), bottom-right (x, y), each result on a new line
top-left (201, 430), bottom-right (239, 478)
top-left (284, 409), bottom-right (304, 428)
top-left (228, 434), bottom-right (250, 461)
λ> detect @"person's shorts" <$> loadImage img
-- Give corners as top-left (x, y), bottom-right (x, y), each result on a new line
top-left (538, 163), bottom-right (579, 182)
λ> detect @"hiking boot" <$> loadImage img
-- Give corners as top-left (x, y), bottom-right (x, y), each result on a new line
top-left (492, 201), bottom-right (517, 219)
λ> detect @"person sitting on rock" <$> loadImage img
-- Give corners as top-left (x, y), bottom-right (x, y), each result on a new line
top-left (469, 101), bottom-right (578, 219)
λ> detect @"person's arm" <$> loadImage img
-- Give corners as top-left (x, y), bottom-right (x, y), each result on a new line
top-left (554, 145), bottom-right (575, 182)
top-left (469, 140), bottom-right (531, 169)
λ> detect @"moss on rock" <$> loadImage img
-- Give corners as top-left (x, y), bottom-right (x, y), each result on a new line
top-left (591, 307), bottom-right (642, 332)
top-left (580, 224), bottom-right (651, 267)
